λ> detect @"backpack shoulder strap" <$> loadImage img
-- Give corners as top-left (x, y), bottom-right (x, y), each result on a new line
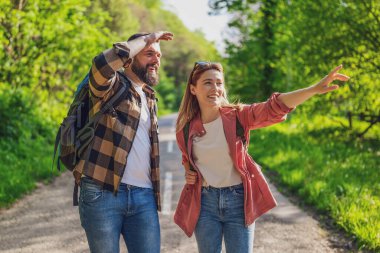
top-left (235, 115), bottom-right (246, 147)
top-left (85, 71), bottom-right (130, 126)
top-left (183, 122), bottom-right (196, 172)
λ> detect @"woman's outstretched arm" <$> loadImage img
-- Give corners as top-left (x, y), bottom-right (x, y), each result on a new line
top-left (278, 65), bottom-right (350, 108)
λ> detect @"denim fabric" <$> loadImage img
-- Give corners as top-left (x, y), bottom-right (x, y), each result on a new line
top-left (79, 177), bottom-right (160, 253)
top-left (195, 184), bottom-right (255, 253)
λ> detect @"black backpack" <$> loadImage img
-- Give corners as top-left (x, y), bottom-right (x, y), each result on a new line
top-left (52, 71), bottom-right (130, 171)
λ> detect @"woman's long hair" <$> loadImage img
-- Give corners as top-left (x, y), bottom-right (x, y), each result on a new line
top-left (176, 62), bottom-right (241, 132)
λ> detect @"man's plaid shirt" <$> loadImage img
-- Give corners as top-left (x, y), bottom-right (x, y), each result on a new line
top-left (73, 42), bottom-right (161, 210)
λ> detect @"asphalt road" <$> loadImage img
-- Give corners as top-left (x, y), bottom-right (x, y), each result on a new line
top-left (0, 114), bottom-right (347, 252)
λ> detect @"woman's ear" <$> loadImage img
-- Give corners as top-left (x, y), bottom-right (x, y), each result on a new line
top-left (190, 84), bottom-right (196, 95)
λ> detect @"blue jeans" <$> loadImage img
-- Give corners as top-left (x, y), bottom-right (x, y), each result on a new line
top-left (195, 184), bottom-right (255, 253)
top-left (78, 177), bottom-right (160, 253)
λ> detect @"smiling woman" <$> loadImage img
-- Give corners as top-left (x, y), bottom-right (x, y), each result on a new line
top-left (189, 62), bottom-right (227, 115)
top-left (173, 61), bottom-right (350, 252)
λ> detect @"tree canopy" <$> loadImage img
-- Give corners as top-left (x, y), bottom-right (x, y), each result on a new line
top-left (209, 0), bottom-right (379, 138)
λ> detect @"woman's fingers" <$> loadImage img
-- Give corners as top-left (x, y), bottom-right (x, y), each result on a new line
top-left (185, 170), bottom-right (197, 184)
top-left (314, 65), bottom-right (350, 94)
top-left (330, 64), bottom-right (343, 76)
top-left (320, 84), bottom-right (339, 94)
top-left (333, 73), bottom-right (350, 81)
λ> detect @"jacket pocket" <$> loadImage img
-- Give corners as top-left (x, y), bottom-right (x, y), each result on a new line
top-left (174, 184), bottom-right (200, 237)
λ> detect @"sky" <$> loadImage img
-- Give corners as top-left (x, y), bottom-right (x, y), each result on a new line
top-left (162, 0), bottom-right (231, 53)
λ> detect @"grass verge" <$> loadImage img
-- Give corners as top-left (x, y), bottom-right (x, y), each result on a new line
top-left (0, 136), bottom-right (57, 208)
top-left (249, 117), bottom-right (379, 251)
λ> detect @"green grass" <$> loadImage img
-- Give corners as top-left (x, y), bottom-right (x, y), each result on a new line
top-left (0, 135), bottom-right (58, 208)
top-left (249, 116), bottom-right (380, 251)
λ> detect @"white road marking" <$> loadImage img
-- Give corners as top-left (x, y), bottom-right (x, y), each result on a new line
top-left (167, 141), bottom-right (173, 153)
top-left (162, 172), bottom-right (173, 215)
top-left (159, 134), bottom-right (176, 142)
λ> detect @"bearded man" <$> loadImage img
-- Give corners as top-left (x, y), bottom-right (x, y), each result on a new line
top-left (74, 31), bottom-right (173, 253)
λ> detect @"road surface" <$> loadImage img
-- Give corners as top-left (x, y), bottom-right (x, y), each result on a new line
top-left (0, 114), bottom-right (350, 252)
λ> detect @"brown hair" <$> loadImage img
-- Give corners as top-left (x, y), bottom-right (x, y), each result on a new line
top-left (176, 62), bottom-right (241, 132)
top-left (127, 32), bottom-right (150, 41)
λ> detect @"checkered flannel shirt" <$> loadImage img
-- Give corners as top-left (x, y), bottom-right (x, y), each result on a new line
top-left (73, 41), bottom-right (161, 210)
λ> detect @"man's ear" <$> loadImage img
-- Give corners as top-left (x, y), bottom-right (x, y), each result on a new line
top-left (124, 58), bottom-right (133, 68)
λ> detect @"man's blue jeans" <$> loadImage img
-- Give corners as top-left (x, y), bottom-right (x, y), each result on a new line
top-left (79, 177), bottom-right (160, 253)
top-left (194, 184), bottom-right (255, 253)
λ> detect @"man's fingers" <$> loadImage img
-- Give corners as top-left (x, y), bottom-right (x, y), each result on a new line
top-left (158, 32), bottom-right (173, 41)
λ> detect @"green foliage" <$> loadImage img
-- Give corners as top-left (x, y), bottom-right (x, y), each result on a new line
top-left (0, 0), bottom-right (112, 122)
top-left (210, 0), bottom-right (278, 101)
top-left (209, 0), bottom-right (380, 138)
top-left (0, 0), bottom-right (221, 209)
top-left (0, 85), bottom-right (54, 139)
top-left (273, 1), bottom-right (380, 123)
top-left (250, 116), bottom-right (380, 250)
top-left (0, 135), bottom-right (56, 208)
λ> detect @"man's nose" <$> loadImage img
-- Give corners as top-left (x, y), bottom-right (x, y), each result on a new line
top-left (152, 55), bottom-right (160, 65)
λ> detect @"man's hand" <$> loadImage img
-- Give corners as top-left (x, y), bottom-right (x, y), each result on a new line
top-left (145, 31), bottom-right (173, 45)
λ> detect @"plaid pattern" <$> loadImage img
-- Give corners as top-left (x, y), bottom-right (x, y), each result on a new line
top-left (73, 41), bottom-right (161, 211)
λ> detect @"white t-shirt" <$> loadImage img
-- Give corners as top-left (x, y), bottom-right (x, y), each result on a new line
top-left (192, 116), bottom-right (242, 187)
top-left (121, 83), bottom-right (152, 188)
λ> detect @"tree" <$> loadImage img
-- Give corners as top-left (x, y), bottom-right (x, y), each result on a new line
top-left (208, 0), bottom-right (380, 138)
top-left (0, 0), bottom-right (111, 123)
top-left (209, 0), bottom-right (278, 101)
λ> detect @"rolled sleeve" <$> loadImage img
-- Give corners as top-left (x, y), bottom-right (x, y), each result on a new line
top-left (89, 42), bottom-right (131, 98)
top-left (241, 92), bottom-right (295, 130)
top-left (113, 42), bottom-right (131, 63)
top-left (268, 92), bottom-right (294, 115)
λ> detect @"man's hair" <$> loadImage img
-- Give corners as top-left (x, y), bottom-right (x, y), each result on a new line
top-left (127, 32), bottom-right (150, 42)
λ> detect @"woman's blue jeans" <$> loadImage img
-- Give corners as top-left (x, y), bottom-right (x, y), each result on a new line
top-left (195, 184), bottom-right (255, 253)
top-left (79, 177), bottom-right (160, 253)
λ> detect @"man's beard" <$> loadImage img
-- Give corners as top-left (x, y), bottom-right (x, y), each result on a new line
top-left (131, 60), bottom-right (159, 86)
